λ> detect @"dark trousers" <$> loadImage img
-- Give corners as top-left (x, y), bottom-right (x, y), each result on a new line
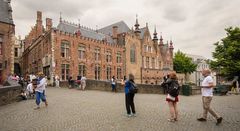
top-left (125, 93), bottom-right (135, 114)
top-left (112, 84), bottom-right (116, 92)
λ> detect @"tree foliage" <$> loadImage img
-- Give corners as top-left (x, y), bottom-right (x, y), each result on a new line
top-left (173, 50), bottom-right (197, 74)
top-left (210, 27), bottom-right (240, 78)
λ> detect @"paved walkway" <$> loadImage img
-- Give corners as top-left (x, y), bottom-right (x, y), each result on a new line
top-left (0, 87), bottom-right (240, 131)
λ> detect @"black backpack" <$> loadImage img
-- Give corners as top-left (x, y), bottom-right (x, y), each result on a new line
top-left (129, 81), bottom-right (138, 94)
top-left (168, 81), bottom-right (180, 97)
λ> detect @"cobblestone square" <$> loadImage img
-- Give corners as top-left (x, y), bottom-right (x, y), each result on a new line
top-left (0, 88), bottom-right (240, 131)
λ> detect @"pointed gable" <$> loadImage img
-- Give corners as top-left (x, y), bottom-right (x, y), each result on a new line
top-left (99, 21), bottom-right (130, 36)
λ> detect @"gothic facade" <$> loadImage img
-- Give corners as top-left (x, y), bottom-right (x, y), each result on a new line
top-left (22, 11), bottom-right (174, 84)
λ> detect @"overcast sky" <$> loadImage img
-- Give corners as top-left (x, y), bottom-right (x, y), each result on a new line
top-left (12, 0), bottom-right (240, 59)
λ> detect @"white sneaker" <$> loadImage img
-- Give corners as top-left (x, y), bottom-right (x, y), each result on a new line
top-left (127, 114), bottom-right (132, 117)
top-left (132, 113), bottom-right (136, 117)
top-left (34, 106), bottom-right (40, 110)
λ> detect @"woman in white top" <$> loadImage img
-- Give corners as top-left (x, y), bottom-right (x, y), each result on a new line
top-left (81, 76), bottom-right (86, 90)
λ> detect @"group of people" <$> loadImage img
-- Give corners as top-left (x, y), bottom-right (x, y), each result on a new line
top-left (25, 72), bottom-right (48, 110)
top-left (68, 75), bottom-right (87, 90)
top-left (13, 69), bottom-right (223, 125)
top-left (14, 72), bottom-right (48, 110)
top-left (124, 69), bottom-right (223, 125)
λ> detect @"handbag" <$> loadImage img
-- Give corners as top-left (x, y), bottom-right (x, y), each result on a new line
top-left (166, 94), bottom-right (175, 101)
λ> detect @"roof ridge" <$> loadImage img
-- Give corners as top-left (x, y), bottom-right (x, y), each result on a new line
top-left (99, 20), bottom-right (129, 30)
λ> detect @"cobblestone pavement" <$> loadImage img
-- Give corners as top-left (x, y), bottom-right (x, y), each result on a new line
top-left (0, 87), bottom-right (240, 131)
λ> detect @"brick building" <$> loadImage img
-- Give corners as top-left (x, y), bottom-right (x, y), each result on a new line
top-left (22, 11), bottom-right (174, 84)
top-left (0, 0), bottom-right (15, 84)
top-left (14, 36), bottom-right (24, 75)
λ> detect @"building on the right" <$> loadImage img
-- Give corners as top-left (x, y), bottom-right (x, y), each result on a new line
top-left (186, 54), bottom-right (216, 86)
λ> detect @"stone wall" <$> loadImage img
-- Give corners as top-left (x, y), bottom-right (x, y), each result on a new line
top-left (60, 79), bottom-right (201, 95)
top-left (61, 79), bottom-right (163, 94)
top-left (0, 85), bottom-right (22, 106)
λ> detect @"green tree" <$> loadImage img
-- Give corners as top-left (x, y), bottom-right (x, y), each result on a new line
top-left (173, 50), bottom-right (197, 82)
top-left (210, 27), bottom-right (240, 79)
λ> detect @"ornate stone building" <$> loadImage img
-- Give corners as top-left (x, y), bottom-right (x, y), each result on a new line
top-left (0, 0), bottom-right (15, 84)
top-left (22, 11), bottom-right (174, 84)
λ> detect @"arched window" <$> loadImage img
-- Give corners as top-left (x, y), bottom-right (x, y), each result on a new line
top-left (61, 40), bottom-right (70, 58)
top-left (116, 51), bottom-right (121, 63)
top-left (95, 64), bottom-right (101, 80)
top-left (130, 45), bottom-right (136, 63)
top-left (78, 44), bottom-right (86, 59)
top-left (61, 64), bottom-right (70, 80)
top-left (95, 48), bottom-right (101, 61)
top-left (78, 64), bottom-right (86, 76)
top-left (106, 66), bottom-right (111, 80)
top-left (106, 50), bottom-right (112, 62)
top-left (117, 67), bottom-right (122, 79)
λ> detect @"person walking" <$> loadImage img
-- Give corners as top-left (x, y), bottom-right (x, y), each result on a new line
top-left (197, 69), bottom-right (223, 125)
top-left (26, 81), bottom-right (34, 99)
top-left (55, 75), bottom-right (60, 88)
top-left (124, 74), bottom-right (136, 117)
top-left (111, 76), bottom-right (117, 92)
top-left (162, 72), bottom-right (180, 122)
top-left (81, 76), bottom-right (87, 91)
top-left (34, 72), bottom-right (48, 110)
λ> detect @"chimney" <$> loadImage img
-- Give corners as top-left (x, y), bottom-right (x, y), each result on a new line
top-left (46, 18), bottom-right (52, 31)
top-left (36, 11), bottom-right (42, 25)
top-left (112, 26), bottom-right (118, 39)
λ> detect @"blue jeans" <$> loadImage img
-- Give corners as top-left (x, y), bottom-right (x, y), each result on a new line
top-left (35, 91), bottom-right (46, 106)
top-left (112, 84), bottom-right (116, 91)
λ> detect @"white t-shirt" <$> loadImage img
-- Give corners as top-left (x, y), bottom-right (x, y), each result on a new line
top-left (201, 75), bottom-right (214, 96)
top-left (81, 77), bottom-right (86, 83)
top-left (111, 78), bottom-right (116, 85)
top-left (26, 83), bottom-right (33, 93)
top-left (35, 77), bottom-right (47, 93)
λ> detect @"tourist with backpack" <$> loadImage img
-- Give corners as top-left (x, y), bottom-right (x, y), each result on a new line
top-left (162, 72), bottom-right (180, 122)
top-left (124, 74), bottom-right (137, 117)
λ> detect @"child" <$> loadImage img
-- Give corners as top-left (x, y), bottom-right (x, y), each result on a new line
top-left (26, 82), bottom-right (34, 99)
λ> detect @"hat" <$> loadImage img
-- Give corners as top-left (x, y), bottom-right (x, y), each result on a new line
top-left (32, 75), bottom-right (37, 79)
top-left (38, 72), bottom-right (44, 76)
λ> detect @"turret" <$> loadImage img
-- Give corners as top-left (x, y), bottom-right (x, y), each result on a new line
top-left (134, 15), bottom-right (141, 36)
top-left (152, 26), bottom-right (158, 43)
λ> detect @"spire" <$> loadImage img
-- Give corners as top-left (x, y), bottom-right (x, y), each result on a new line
top-left (134, 14), bottom-right (141, 34)
top-left (153, 25), bottom-right (158, 41)
top-left (169, 39), bottom-right (174, 49)
top-left (78, 19), bottom-right (81, 28)
top-left (159, 32), bottom-right (164, 46)
top-left (60, 12), bottom-right (62, 23)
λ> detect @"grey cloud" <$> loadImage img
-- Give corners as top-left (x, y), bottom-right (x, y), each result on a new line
top-left (11, 0), bottom-right (240, 59)
top-left (163, 6), bottom-right (187, 22)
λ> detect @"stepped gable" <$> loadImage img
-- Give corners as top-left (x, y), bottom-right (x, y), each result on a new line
top-left (98, 21), bottom-right (130, 36)
top-left (57, 21), bottom-right (112, 43)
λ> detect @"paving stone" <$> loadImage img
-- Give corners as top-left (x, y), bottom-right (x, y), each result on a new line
top-left (0, 87), bottom-right (239, 131)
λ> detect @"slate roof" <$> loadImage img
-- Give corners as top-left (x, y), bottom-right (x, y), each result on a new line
top-left (57, 22), bottom-right (112, 42)
top-left (98, 21), bottom-right (130, 36)
top-left (0, 0), bottom-right (14, 24)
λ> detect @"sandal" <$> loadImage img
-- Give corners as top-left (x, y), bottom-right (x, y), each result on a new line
top-left (168, 118), bottom-right (175, 122)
